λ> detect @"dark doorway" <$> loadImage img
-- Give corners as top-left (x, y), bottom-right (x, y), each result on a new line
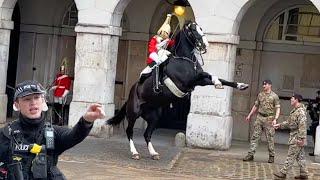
top-left (6, 4), bottom-right (20, 117)
top-left (158, 94), bottom-right (191, 130)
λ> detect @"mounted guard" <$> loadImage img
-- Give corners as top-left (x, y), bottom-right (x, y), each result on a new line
top-left (107, 21), bottom-right (249, 160)
top-left (139, 14), bottom-right (175, 91)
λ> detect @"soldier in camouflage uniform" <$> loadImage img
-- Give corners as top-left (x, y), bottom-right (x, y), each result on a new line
top-left (274, 94), bottom-right (308, 179)
top-left (243, 79), bottom-right (280, 163)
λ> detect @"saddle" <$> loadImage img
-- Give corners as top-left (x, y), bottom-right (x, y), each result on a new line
top-left (138, 65), bottom-right (165, 93)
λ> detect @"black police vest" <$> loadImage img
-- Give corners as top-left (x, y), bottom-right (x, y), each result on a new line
top-left (6, 121), bottom-right (51, 180)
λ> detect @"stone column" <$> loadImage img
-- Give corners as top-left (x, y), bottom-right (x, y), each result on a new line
top-left (69, 24), bottom-right (121, 137)
top-left (186, 34), bottom-right (239, 150)
top-left (0, 20), bottom-right (13, 124)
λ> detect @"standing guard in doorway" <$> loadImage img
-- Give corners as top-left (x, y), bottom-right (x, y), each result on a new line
top-left (51, 63), bottom-right (72, 126)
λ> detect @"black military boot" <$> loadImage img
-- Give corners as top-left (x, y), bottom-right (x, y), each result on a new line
top-left (274, 172), bottom-right (286, 179)
top-left (139, 73), bottom-right (149, 84)
top-left (268, 156), bottom-right (274, 163)
top-left (294, 175), bottom-right (308, 179)
top-left (243, 154), bottom-right (254, 161)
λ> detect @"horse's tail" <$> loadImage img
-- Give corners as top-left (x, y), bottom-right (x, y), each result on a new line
top-left (106, 102), bottom-right (127, 125)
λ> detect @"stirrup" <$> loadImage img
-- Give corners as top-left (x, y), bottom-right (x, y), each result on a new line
top-left (153, 86), bottom-right (161, 94)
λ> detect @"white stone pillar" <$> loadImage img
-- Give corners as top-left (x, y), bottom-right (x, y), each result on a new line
top-left (186, 35), bottom-right (239, 150)
top-left (69, 24), bottom-right (121, 136)
top-left (0, 20), bottom-right (14, 123)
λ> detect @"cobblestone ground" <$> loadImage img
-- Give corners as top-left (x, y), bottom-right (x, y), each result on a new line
top-left (58, 134), bottom-right (320, 179)
top-left (172, 148), bottom-right (320, 179)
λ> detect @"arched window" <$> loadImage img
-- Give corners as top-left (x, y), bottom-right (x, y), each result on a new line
top-left (265, 5), bottom-right (320, 43)
top-left (62, 3), bottom-right (78, 27)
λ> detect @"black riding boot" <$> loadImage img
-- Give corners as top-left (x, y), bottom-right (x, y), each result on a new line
top-left (139, 73), bottom-right (150, 84)
top-left (139, 62), bottom-right (156, 84)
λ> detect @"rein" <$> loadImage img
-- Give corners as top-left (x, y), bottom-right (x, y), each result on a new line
top-left (171, 26), bottom-right (203, 70)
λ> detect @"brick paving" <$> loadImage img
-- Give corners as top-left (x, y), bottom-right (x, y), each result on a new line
top-left (172, 148), bottom-right (320, 179)
top-left (57, 129), bottom-right (320, 179)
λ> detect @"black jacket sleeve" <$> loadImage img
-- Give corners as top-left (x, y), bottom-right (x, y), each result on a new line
top-left (0, 127), bottom-right (10, 165)
top-left (53, 117), bottom-right (93, 155)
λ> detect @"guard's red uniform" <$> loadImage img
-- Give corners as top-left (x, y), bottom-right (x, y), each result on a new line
top-left (54, 74), bottom-right (71, 97)
top-left (147, 35), bottom-right (175, 65)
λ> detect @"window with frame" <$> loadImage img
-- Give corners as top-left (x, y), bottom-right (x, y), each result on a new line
top-left (265, 5), bottom-right (320, 43)
top-left (62, 3), bottom-right (129, 31)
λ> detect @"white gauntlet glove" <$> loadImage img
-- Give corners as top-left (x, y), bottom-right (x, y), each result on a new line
top-left (156, 39), bottom-right (170, 49)
top-left (212, 76), bottom-right (223, 89)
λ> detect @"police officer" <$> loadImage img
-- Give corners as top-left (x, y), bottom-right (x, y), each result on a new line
top-left (0, 80), bottom-right (105, 180)
top-left (243, 79), bottom-right (280, 163)
top-left (273, 94), bottom-right (308, 179)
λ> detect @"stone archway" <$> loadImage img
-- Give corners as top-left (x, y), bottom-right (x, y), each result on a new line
top-left (186, 0), bottom-right (320, 150)
top-left (0, 0), bottom-right (17, 123)
top-left (6, 3), bottom-right (20, 118)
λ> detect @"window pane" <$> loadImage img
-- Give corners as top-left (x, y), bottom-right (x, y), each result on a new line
top-left (310, 15), bottom-right (320, 26)
top-left (299, 14), bottom-right (312, 26)
top-left (279, 13), bottom-right (284, 24)
top-left (288, 8), bottom-right (299, 24)
top-left (266, 24), bottom-right (282, 40)
top-left (286, 25), bottom-right (297, 34)
top-left (285, 36), bottom-right (297, 41)
top-left (298, 26), bottom-right (309, 36)
top-left (308, 27), bottom-right (320, 36)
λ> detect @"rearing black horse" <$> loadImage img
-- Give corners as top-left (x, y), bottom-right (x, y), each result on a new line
top-left (107, 21), bottom-right (249, 160)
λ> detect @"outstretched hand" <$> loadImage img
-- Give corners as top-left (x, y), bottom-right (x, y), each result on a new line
top-left (245, 115), bottom-right (251, 122)
top-left (296, 139), bottom-right (306, 147)
top-left (273, 123), bottom-right (280, 129)
top-left (83, 103), bottom-right (106, 122)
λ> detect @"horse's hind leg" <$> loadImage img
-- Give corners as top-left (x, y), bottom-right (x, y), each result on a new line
top-left (142, 108), bottom-right (162, 160)
top-left (126, 117), bottom-right (140, 160)
top-left (219, 78), bottom-right (249, 90)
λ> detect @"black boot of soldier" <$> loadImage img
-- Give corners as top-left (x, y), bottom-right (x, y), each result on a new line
top-left (139, 74), bottom-right (149, 84)
top-left (268, 156), bottom-right (274, 163)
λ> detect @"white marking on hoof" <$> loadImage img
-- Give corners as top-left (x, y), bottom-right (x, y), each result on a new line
top-left (214, 84), bottom-right (224, 89)
top-left (148, 142), bottom-right (159, 157)
top-left (132, 153), bottom-right (140, 160)
top-left (152, 154), bottom-right (160, 160)
top-left (129, 139), bottom-right (139, 156)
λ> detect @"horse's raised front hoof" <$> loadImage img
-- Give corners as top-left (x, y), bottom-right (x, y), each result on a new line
top-left (214, 84), bottom-right (224, 89)
top-left (151, 154), bottom-right (160, 160)
top-left (237, 83), bottom-right (249, 90)
top-left (132, 154), bottom-right (140, 160)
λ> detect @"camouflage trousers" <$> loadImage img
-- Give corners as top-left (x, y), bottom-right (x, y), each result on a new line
top-left (280, 144), bottom-right (308, 175)
top-left (248, 114), bottom-right (275, 156)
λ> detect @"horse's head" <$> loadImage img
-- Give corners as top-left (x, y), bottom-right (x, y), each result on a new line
top-left (183, 21), bottom-right (209, 54)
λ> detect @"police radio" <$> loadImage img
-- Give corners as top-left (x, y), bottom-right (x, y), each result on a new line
top-left (44, 123), bottom-right (54, 150)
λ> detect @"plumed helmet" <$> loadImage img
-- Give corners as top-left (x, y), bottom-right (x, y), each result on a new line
top-left (157, 14), bottom-right (172, 37)
top-left (60, 65), bottom-right (65, 72)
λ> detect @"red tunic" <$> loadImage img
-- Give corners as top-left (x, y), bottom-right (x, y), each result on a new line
top-left (54, 74), bottom-right (71, 97)
top-left (146, 35), bottom-right (175, 65)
